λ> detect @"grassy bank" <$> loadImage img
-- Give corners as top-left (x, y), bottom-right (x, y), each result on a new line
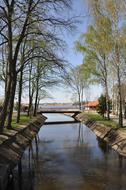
top-left (80, 112), bottom-right (118, 128)
top-left (12, 114), bottom-right (36, 128)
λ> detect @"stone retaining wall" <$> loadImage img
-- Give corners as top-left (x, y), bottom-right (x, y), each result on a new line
top-left (0, 114), bottom-right (46, 169)
top-left (77, 114), bottom-right (126, 157)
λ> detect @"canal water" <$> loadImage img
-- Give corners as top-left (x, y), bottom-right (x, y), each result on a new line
top-left (8, 114), bottom-right (126, 190)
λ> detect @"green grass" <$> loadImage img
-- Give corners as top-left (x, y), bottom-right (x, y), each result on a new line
top-left (11, 114), bottom-right (36, 128)
top-left (81, 112), bottom-right (118, 128)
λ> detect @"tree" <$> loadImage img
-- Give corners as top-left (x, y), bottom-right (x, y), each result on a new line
top-left (76, 15), bottom-right (112, 120)
top-left (0, 0), bottom-right (75, 131)
top-left (76, 0), bottom-right (126, 127)
top-left (65, 65), bottom-right (90, 110)
top-left (97, 94), bottom-right (111, 118)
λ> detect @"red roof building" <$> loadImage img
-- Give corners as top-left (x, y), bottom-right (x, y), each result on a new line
top-left (84, 100), bottom-right (99, 110)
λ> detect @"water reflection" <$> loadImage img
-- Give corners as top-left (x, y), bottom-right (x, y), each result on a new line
top-left (6, 114), bottom-right (126, 190)
top-left (97, 137), bottom-right (110, 154)
top-left (118, 155), bottom-right (123, 169)
top-left (77, 123), bottom-right (84, 145)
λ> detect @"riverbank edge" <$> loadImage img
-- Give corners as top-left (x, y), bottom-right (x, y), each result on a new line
top-left (76, 113), bottom-right (126, 158)
top-left (0, 114), bottom-right (47, 190)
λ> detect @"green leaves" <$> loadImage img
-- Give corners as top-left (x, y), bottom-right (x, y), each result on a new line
top-left (75, 14), bottom-right (113, 86)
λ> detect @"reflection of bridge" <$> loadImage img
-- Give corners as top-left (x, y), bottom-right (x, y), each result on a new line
top-left (44, 120), bottom-right (80, 125)
top-left (38, 109), bottom-right (81, 120)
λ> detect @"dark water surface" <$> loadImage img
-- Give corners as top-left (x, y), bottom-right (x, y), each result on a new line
top-left (8, 114), bottom-right (126, 190)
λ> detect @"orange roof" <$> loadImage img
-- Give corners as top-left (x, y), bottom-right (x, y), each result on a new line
top-left (84, 100), bottom-right (99, 107)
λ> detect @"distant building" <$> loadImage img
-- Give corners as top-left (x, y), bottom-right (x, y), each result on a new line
top-left (83, 100), bottom-right (99, 110)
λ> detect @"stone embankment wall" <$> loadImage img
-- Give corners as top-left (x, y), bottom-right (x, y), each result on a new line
top-left (0, 114), bottom-right (46, 169)
top-left (77, 114), bottom-right (126, 157)
top-left (0, 114), bottom-right (46, 190)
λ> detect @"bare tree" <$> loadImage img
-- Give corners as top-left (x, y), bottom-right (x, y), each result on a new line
top-left (65, 65), bottom-right (90, 110)
top-left (0, 0), bottom-right (75, 131)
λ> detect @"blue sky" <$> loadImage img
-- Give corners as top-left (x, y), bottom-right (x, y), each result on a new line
top-left (42, 0), bottom-right (103, 103)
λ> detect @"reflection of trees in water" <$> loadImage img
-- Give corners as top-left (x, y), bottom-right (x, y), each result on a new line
top-left (97, 137), bottom-right (125, 189)
top-left (7, 124), bottom-right (126, 190)
top-left (7, 139), bottom-right (39, 190)
top-left (77, 123), bottom-right (84, 145)
top-left (118, 154), bottom-right (123, 169)
top-left (77, 123), bottom-right (90, 146)
top-left (69, 124), bottom-right (125, 187)
top-left (67, 123), bottom-right (93, 162)
top-left (97, 137), bottom-right (124, 169)
top-left (97, 137), bottom-right (110, 154)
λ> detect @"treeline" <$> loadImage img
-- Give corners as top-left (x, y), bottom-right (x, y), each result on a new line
top-left (75, 0), bottom-right (126, 127)
top-left (65, 64), bottom-right (91, 110)
top-left (0, 0), bottom-right (74, 131)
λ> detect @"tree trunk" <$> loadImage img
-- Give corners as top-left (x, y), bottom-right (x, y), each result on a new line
top-left (28, 95), bottom-right (33, 118)
top-left (124, 102), bottom-right (126, 119)
top-left (17, 69), bottom-right (23, 123)
top-left (33, 85), bottom-right (39, 116)
top-left (117, 65), bottom-right (123, 127)
top-left (28, 81), bottom-right (33, 118)
top-left (0, 3), bottom-right (13, 131)
top-left (105, 79), bottom-right (110, 120)
top-left (81, 87), bottom-right (84, 110)
top-left (0, 75), bottom-right (12, 131)
top-left (28, 62), bottom-right (31, 117)
top-left (28, 85), bottom-right (34, 118)
top-left (33, 58), bottom-right (41, 116)
top-left (78, 93), bottom-right (81, 110)
top-left (37, 98), bottom-right (40, 112)
top-left (103, 54), bottom-right (110, 120)
top-left (112, 81), bottom-right (115, 115)
top-left (6, 74), bottom-right (17, 129)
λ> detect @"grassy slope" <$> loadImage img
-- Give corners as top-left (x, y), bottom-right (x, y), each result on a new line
top-left (80, 112), bottom-right (118, 128)
top-left (11, 114), bottom-right (36, 128)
